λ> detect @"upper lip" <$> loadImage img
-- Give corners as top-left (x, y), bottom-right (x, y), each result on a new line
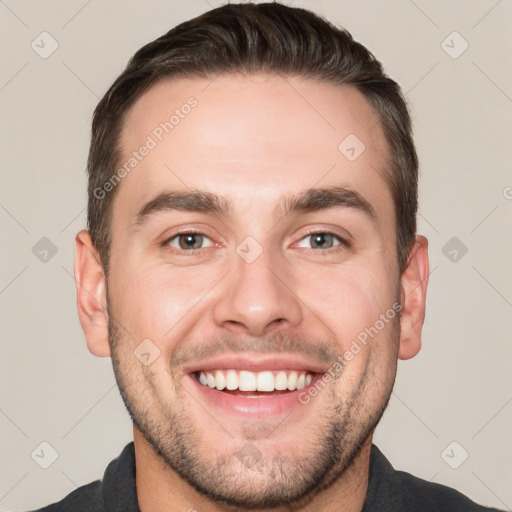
top-left (183, 354), bottom-right (328, 375)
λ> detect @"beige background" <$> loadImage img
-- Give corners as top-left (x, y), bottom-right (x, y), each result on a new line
top-left (1, 0), bottom-right (511, 510)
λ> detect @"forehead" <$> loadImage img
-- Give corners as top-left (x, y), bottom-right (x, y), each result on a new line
top-left (113, 73), bottom-right (392, 229)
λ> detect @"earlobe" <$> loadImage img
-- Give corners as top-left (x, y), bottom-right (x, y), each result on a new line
top-left (74, 230), bottom-right (111, 357)
top-left (398, 235), bottom-right (429, 360)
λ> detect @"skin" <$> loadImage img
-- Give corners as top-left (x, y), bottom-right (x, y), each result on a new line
top-left (74, 74), bottom-right (429, 512)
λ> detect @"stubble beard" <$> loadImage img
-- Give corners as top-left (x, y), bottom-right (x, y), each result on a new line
top-left (107, 303), bottom-right (399, 510)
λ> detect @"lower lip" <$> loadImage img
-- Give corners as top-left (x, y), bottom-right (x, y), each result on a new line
top-left (188, 374), bottom-right (320, 417)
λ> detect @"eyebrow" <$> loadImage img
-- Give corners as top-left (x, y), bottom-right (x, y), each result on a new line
top-left (133, 186), bottom-right (377, 229)
top-left (280, 186), bottom-right (376, 221)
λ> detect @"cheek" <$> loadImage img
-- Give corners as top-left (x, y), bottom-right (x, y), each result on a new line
top-left (296, 262), bottom-right (397, 349)
top-left (110, 263), bottom-right (222, 345)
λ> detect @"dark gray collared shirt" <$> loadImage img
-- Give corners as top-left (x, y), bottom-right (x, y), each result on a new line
top-left (31, 443), bottom-right (504, 511)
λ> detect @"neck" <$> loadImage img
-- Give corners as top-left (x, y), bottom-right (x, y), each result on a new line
top-left (134, 427), bottom-right (372, 512)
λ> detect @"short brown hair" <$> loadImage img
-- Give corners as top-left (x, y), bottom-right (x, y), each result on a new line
top-left (87, 2), bottom-right (418, 276)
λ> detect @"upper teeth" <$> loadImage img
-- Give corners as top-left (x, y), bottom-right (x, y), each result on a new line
top-left (198, 370), bottom-right (313, 392)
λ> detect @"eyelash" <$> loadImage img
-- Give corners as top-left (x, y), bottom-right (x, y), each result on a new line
top-left (161, 230), bottom-right (350, 254)
top-left (296, 230), bottom-right (350, 253)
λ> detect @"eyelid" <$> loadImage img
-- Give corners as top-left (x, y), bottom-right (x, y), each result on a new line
top-left (292, 228), bottom-right (351, 248)
top-left (168, 232), bottom-right (214, 250)
top-left (160, 227), bottom-right (219, 251)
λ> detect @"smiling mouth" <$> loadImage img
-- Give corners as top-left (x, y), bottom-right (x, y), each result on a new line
top-left (194, 369), bottom-right (316, 398)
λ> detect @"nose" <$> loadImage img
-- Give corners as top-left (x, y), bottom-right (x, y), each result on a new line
top-left (212, 249), bottom-right (303, 337)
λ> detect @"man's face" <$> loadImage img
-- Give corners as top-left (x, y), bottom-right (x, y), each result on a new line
top-left (106, 74), bottom-right (402, 507)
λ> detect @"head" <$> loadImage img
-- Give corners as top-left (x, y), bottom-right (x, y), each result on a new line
top-left (75, 2), bottom-right (429, 509)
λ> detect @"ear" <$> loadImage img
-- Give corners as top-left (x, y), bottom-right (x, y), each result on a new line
top-left (74, 230), bottom-right (110, 357)
top-left (398, 235), bottom-right (429, 360)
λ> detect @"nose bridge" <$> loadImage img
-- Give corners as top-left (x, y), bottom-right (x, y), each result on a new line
top-left (212, 244), bottom-right (303, 336)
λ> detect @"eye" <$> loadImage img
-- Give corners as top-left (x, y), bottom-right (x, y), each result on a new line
top-left (165, 232), bottom-right (214, 251)
top-left (296, 232), bottom-right (346, 250)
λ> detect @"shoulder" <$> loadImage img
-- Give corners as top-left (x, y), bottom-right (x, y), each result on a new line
top-left (394, 468), bottom-right (503, 512)
top-left (366, 445), bottom-right (505, 512)
top-left (26, 480), bottom-right (104, 512)
top-left (25, 442), bottom-right (137, 512)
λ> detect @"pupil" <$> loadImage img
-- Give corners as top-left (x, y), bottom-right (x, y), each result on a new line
top-left (312, 233), bottom-right (331, 248)
top-left (180, 234), bottom-right (202, 249)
